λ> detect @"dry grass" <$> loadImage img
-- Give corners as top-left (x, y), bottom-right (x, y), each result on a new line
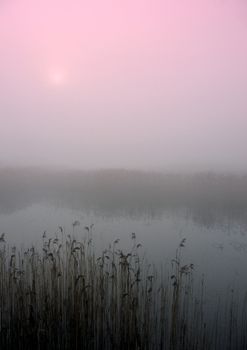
top-left (0, 227), bottom-right (246, 349)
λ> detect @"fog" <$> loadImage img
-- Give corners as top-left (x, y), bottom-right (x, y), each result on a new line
top-left (1, 0), bottom-right (247, 171)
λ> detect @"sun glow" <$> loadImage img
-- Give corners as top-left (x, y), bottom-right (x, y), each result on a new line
top-left (48, 69), bottom-right (67, 86)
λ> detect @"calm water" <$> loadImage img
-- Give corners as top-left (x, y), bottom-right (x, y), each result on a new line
top-left (1, 168), bottom-right (247, 299)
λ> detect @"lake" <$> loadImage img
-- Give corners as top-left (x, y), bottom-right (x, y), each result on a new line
top-left (1, 168), bottom-right (247, 301)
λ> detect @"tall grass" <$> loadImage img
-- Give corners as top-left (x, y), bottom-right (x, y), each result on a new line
top-left (0, 227), bottom-right (246, 349)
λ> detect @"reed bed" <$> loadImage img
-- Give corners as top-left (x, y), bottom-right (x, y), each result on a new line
top-left (0, 227), bottom-right (246, 350)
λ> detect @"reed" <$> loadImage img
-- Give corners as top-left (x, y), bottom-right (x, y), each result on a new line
top-left (0, 227), bottom-right (246, 349)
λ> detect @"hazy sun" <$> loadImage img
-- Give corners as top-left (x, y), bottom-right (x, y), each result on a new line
top-left (49, 69), bottom-right (67, 86)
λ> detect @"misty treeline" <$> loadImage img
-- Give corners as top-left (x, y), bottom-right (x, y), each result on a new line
top-left (0, 168), bottom-right (247, 213)
top-left (1, 168), bottom-right (247, 218)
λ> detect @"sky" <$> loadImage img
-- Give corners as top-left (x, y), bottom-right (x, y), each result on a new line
top-left (0, 0), bottom-right (247, 171)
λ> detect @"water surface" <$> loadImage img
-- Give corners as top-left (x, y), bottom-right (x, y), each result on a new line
top-left (1, 168), bottom-right (247, 299)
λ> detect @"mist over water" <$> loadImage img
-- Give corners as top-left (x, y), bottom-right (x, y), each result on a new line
top-left (1, 168), bottom-right (247, 298)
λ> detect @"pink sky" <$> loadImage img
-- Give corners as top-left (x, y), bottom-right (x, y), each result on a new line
top-left (0, 0), bottom-right (247, 171)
